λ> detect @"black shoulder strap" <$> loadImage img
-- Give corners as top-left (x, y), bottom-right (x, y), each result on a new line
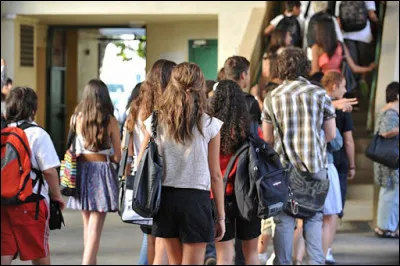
top-left (151, 111), bottom-right (158, 140)
top-left (222, 142), bottom-right (249, 194)
top-left (304, 1), bottom-right (311, 19)
top-left (118, 127), bottom-right (132, 178)
top-left (266, 92), bottom-right (289, 160)
top-left (66, 115), bottom-right (77, 152)
top-left (18, 121), bottom-right (41, 131)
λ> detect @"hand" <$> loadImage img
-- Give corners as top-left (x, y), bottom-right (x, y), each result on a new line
top-left (332, 98), bottom-right (358, 112)
top-left (214, 219), bottom-right (226, 242)
top-left (1, 58), bottom-right (5, 67)
top-left (368, 62), bottom-right (377, 72)
top-left (51, 193), bottom-right (65, 210)
top-left (348, 169), bottom-right (356, 180)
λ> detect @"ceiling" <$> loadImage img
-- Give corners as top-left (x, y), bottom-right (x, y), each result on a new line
top-left (27, 14), bottom-right (217, 26)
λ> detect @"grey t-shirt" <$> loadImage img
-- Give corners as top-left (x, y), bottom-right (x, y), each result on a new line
top-left (144, 113), bottom-right (223, 191)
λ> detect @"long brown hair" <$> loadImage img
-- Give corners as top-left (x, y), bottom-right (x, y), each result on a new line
top-left (315, 17), bottom-right (338, 58)
top-left (210, 80), bottom-right (250, 155)
top-left (73, 79), bottom-right (114, 151)
top-left (126, 59), bottom-right (176, 133)
top-left (158, 62), bottom-right (208, 145)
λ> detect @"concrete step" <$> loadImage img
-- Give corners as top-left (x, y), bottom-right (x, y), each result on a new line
top-left (341, 199), bottom-right (373, 222)
top-left (355, 152), bottom-right (374, 171)
top-left (346, 184), bottom-right (373, 200)
top-left (350, 169), bottom-right (374, 185)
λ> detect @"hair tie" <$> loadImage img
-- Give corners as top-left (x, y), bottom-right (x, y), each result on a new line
top-left (213, 82), bottom-right (219, 91)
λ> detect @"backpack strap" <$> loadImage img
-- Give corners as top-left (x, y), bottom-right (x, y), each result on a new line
top-left (222, 142), bottom-right (250, 194)
top-left (304, 1), bottom-right (312, 19)
top-left (17, 121), bottom-right (45, 220)
top-left (118, 126), bottom-right (132, 178)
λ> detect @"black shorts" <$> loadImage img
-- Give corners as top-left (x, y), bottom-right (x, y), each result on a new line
top-left (152, 186), bottom-right (214, 243)
top-left (212, 196), bottom-right (261, 242)
top-left (140, 225), bottom-right (152, 235)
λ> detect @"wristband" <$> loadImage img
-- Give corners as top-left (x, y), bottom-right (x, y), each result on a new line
top-left (349, 166), bottom-right (356, 170)
top-left (217, 217), bottom-right (225, 221)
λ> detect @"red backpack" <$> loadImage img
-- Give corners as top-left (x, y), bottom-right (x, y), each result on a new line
top-left (1, 122), bottom-right (44, 219)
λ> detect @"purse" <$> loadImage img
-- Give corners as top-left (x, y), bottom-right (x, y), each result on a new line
top-left (60, 116), bottom-right (78, 197)
top-left (131, 112), bottom-right (163, 218)
top-left (365, 110), bottom-right (399, 169)
top-left (118, 126), bottom-right (152, 225)
top-left (49, 200), bottom-right (65, 230)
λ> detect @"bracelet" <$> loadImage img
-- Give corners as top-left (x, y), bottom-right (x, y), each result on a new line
top-left (349, 166), bottom-right (356, 170)
top-left (217, 217), bottom-right (225, 221)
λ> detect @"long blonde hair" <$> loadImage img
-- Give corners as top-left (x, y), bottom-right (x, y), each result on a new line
top-left (157, 62), bottom-right (208, 145)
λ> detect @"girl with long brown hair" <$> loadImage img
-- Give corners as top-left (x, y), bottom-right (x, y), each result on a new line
top-left (66, 79), bottom-right (121, 265)
top-left (136, 62), bottom-right (226, 264)
top-left (125, 59), bottom-right (176, 265)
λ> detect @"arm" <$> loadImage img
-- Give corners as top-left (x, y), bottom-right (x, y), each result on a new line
top-left (208, 132), bottom-right (226, 242)
top-left (262, 121), bottom-right (274, 146)
top-left (135, 129), bottom-right (151, 169)
top-left (343, 44), bottom-right (376, 74)
top-left (329, 128), bottom-right (343, 152)
top-left (43, 168), bottom-right (65, 210)
top-left (264, 24), bottom-right (276, 36)
top-left (109, 117), bottom-right (122, 163)
top-left (310, 44), bottom-right (321, 76)
top-left (343, 130), bottom-right (356, 180)
top-left (324, 118), bottom-right (336, 143)
top-left (380, 127), bottom-right (400, 138)
top-left (124, 130), bottom-right (134, 177)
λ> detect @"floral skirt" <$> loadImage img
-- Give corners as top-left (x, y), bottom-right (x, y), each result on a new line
top-left (67, 161), bottom-right (118, 212)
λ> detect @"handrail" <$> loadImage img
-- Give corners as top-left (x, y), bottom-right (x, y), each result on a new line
top-left (367, 2), bottom-right (386, 132)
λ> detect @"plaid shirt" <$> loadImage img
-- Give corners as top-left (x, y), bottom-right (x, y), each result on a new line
top-left (262, 77), bottom-right (336, 173)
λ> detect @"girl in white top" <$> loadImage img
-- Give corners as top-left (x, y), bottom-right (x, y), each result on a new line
top-left (125, 59), bottom-right (176, 265)
top-left (137, 62), bottom-right (226, 265)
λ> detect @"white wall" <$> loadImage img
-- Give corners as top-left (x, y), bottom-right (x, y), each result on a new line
top-left (1, 17), bottom-right (15, 81)
top-left (375, 2), bottom-right (399, 118)
top-left (146, 20), bottom-right (218, 71)
top-left (77, 30), bottom-right (99, 100)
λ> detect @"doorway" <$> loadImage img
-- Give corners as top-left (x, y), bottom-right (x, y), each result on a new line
top-left (189, 39), bottom-right (218, 80)
top-left (46, 26), bottom-right (146, 158)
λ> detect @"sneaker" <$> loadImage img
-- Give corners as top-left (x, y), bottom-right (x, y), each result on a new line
top-left (325, 248), bottom-right (336, 265)
top-left (258, 252), bottom-right (268, 265)
top-left (204, 257), bottom-right (216, 265)
top-left (266, 252), bottom-right (275, 265)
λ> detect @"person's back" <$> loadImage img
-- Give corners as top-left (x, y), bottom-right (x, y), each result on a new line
top-left (262, 47), bottom-right (336, 265)
top-left (1, 87), bottom-right (64, 265)
top-left (139, 62), bottom-right (225, 265)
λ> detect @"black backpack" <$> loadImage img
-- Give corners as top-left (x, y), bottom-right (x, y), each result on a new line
top-left (339, 1), bottom-right (368, 32)
top-left (275, 15), bottom-right (302, 48)
top-left (223, 122), bottom-right (289, 221)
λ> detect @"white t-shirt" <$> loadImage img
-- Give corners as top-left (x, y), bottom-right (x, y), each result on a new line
top-left (8, 121), bottom-right (61, 205)
top-left (270, 13), bottom-right (305, 33)
top-left (125, 108), bottom-right (146, 169)
top-left (144, 113), bottom-right (223, 191)
top-left (335, 1), bottom-right (376, 43)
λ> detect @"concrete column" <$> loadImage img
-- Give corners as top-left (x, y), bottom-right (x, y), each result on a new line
top-left (375, 2), bottom-right (400, 116)
top-left (1, 15), bottom-right (16, 81)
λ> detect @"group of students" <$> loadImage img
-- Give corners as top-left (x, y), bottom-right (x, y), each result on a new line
top-left (1, 2), bottom-right (398, 266)
top-left (261, 1), bottom-right (378, 99)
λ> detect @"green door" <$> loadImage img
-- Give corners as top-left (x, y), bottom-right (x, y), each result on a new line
top-left (188, 39), bottom-right (218, 80)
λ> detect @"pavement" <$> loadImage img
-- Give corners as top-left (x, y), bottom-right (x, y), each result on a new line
top-left (13, 207), bottom-right (399, 265)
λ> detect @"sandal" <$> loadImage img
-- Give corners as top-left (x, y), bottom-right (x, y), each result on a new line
top-left (374, 227), bottom-right (399, 239)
